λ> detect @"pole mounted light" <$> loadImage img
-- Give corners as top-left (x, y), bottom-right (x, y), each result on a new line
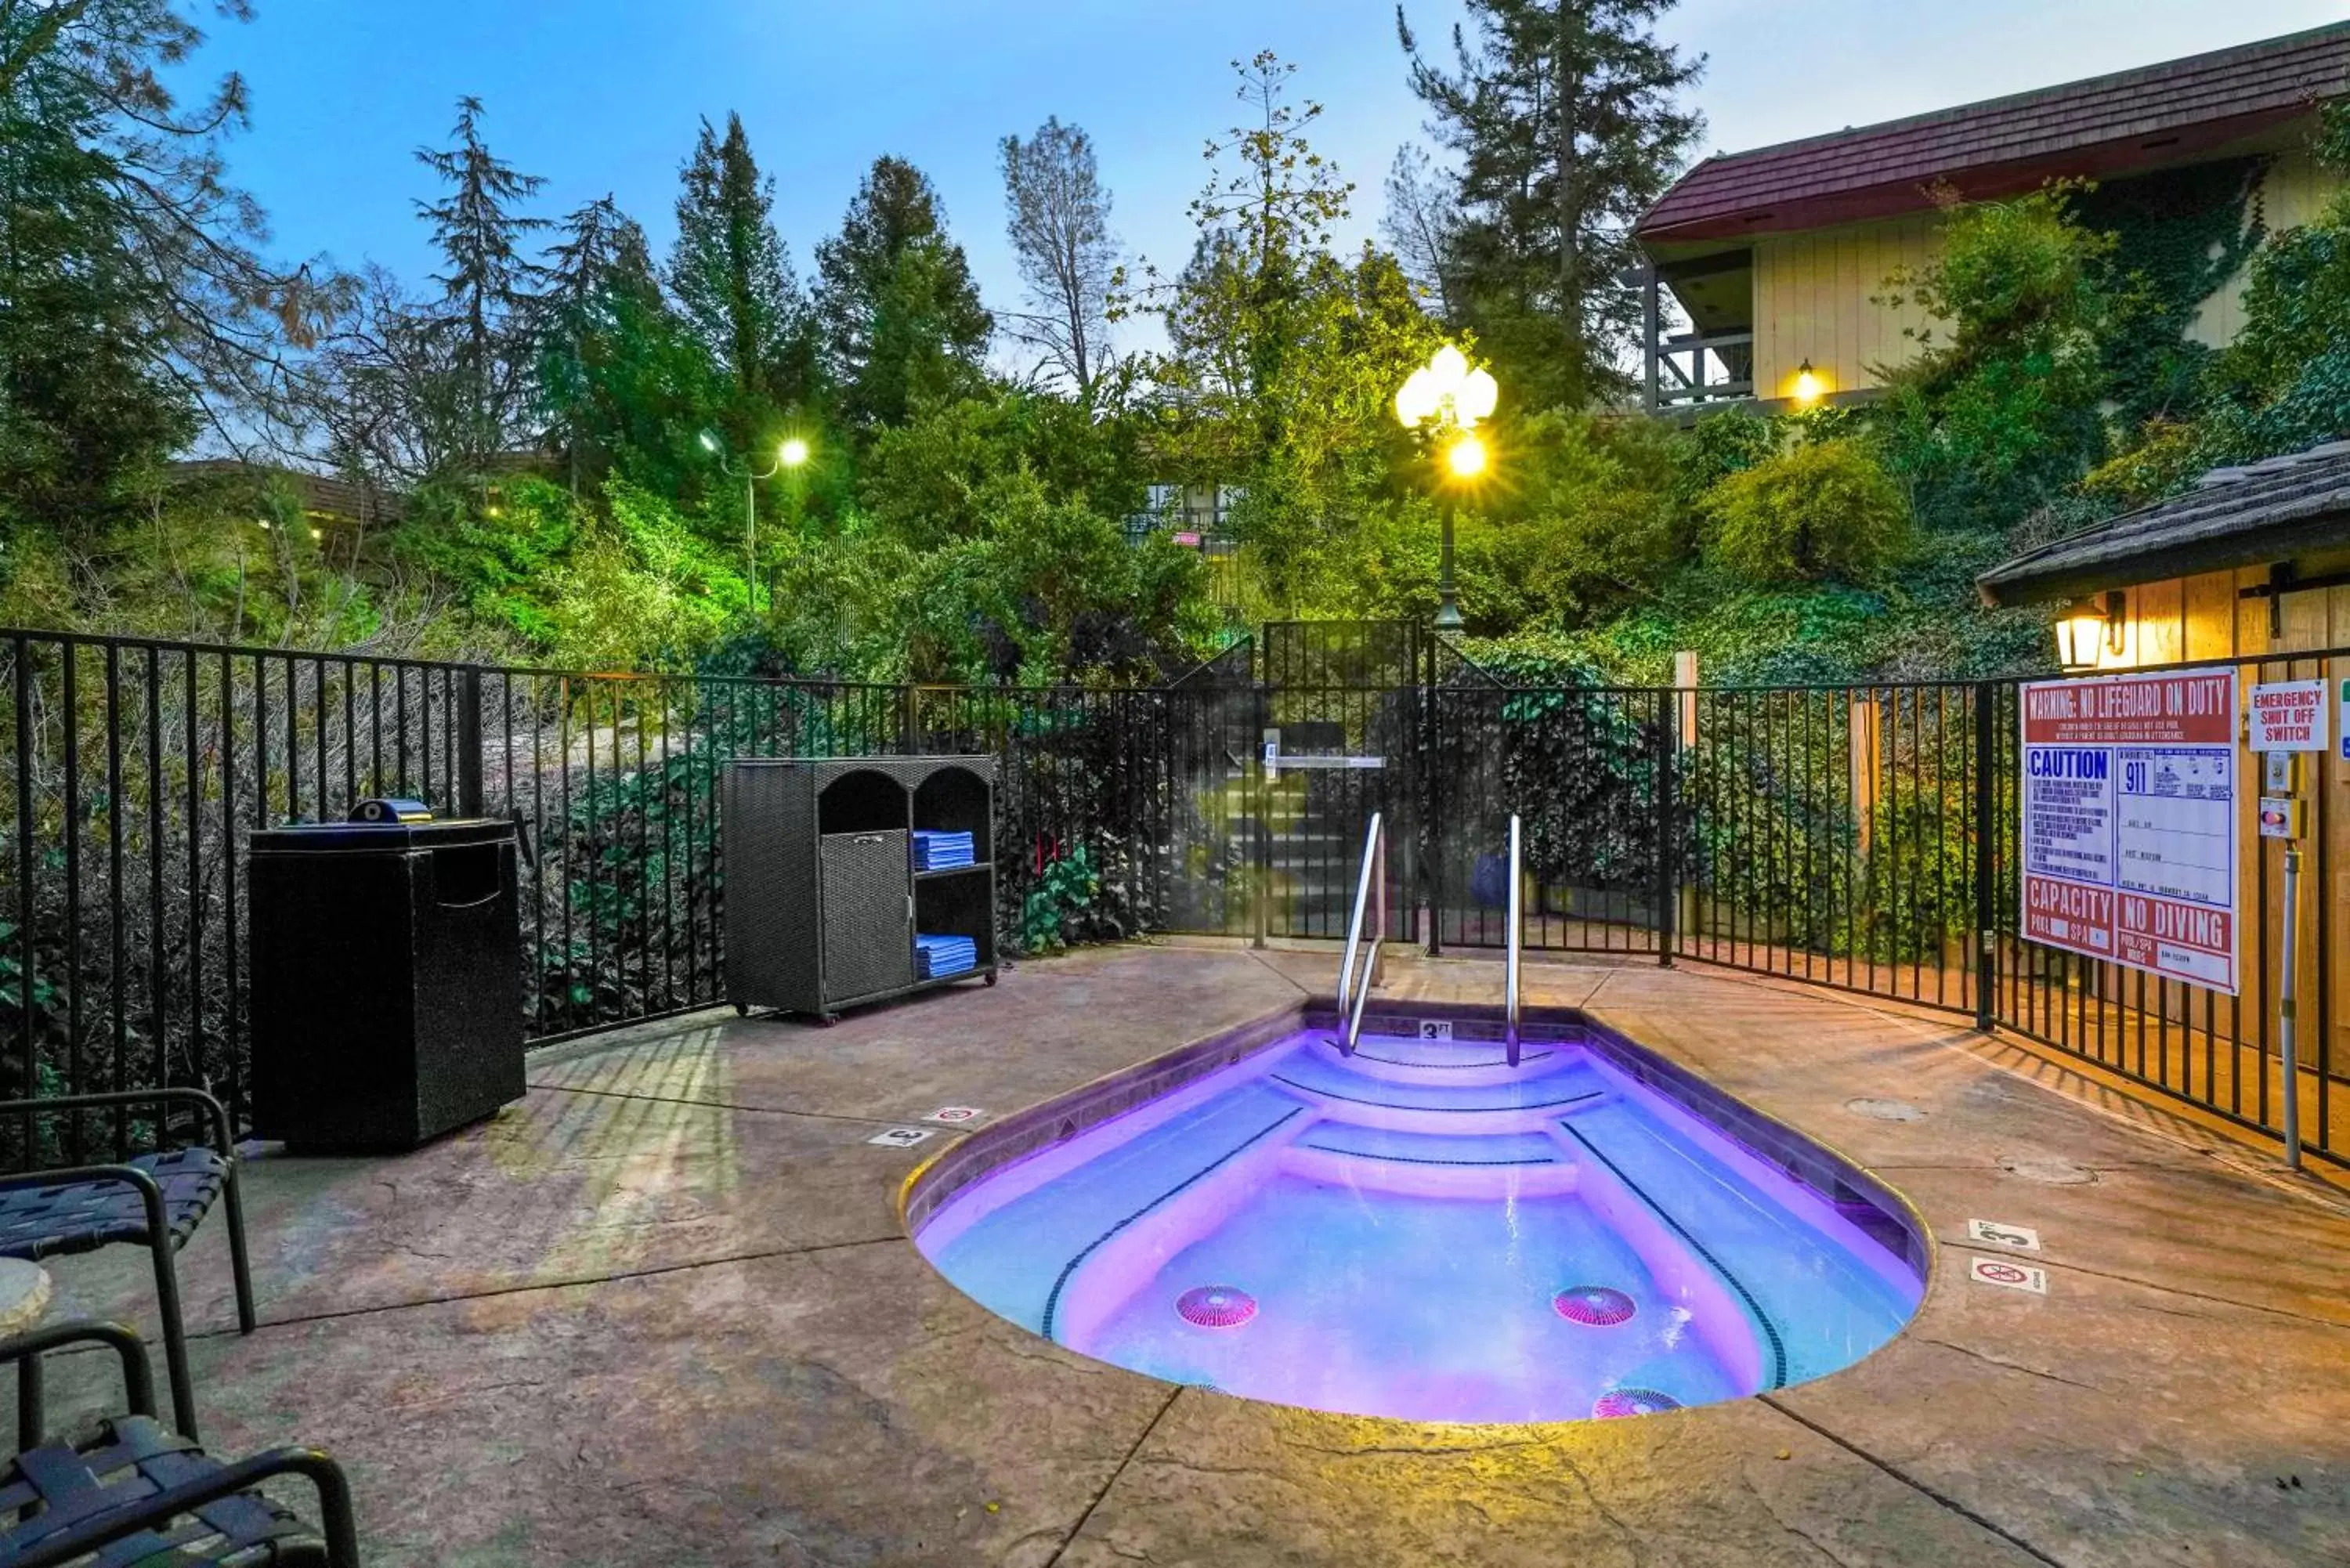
top-left (1395, 345), bottom-right (1499, 630)
top-left (700, 430), bottom-right (812, 616)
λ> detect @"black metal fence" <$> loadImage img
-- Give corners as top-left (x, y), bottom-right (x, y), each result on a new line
top-left (0, 623), bottom-right (2335, 1172)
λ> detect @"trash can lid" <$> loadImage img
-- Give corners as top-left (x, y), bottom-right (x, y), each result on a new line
top-left (248, 817), bottom-right (517, 855)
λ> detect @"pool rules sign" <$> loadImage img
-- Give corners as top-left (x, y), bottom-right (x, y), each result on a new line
top-left (2020, 670), bottom-right (2238, 995)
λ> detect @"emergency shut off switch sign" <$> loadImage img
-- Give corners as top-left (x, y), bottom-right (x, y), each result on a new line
top-left (2021, 670), bottom-right (2239, 995)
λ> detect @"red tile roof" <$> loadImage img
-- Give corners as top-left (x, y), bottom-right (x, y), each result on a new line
top-left (1638, 24), bottom-right (2350, 244)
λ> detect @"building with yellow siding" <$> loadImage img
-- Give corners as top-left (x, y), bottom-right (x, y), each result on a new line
top-left (1631, 24), bottom-right (2350, 416)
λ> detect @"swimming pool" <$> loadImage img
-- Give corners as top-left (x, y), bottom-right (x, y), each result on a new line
top-left (910, 1006), bottom-right (1925, 1424)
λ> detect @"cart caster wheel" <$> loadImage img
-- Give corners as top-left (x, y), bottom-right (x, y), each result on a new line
top-left (983, 972), bottom-right (999, 987)
top-left (735, 1003), bottom-right (750, 1017)
top-left (818, 1014), bottom-right (839, 1028)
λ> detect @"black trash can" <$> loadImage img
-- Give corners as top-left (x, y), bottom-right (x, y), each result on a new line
top-left (248, 817), bottom-right (525, 1153)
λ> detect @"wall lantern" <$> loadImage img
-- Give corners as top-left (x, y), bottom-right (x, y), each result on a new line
top-left (2054, 591), bottom-right (2127, 671)
top-left (1792, 359), bottom-right (1823, 405)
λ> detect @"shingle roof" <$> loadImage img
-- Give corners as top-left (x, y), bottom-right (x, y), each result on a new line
top-left (1976, 442), bottom-right (2350, 605)
top-left (1639, 24), bottom-right (2350, 244)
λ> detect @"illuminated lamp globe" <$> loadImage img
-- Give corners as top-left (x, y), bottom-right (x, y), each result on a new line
top-left (1446, 434), bottom-right (1488, 480)
top-left (779, 437), bottom-right (811, 469)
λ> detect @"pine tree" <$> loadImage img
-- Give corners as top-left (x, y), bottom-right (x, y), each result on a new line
top-left (414, 96), bottom-right (547, 468)
top-left (667, 113), bottom-right (811, 441)
top-left (1398, 0), bottom-right (1703, 408)
top-left (541, 196), bottom-right (721, 494)
top-left (815, 156), bottom-right (992, 431)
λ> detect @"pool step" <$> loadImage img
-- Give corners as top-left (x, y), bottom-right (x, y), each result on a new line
top-left (1262, 1046), bottom-right (1615, 1133)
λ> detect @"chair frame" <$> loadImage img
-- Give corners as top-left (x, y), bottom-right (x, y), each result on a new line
top-left (0, 1089), bottom-right (257, 1440)
top-left (0, 1319), bottom-right (359, 1568)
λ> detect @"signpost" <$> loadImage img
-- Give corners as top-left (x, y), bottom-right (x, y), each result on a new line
top-left (2019, 670), bottom-right (2238, 995)
top-left (2249, 678), bottom-right (2328, 753)
top-left (2249, 680), bottom-right (2314, 1172)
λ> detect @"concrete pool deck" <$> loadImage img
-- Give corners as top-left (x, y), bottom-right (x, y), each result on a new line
top-left (29, 941), bottom-right (2350, 1566)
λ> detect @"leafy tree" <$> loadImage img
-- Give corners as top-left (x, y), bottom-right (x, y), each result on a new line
top-left (414, 96), bottom-right (547, 469)
top-left (1152, 52), bottom-right (1355, 427)
top-left (1872, 186), bottom-right (2120, 529)
top-left (668, 113), bottom-right (813, 443)
top-left (0, 0), bottom-right (338, 538)
top-left (859, 386), bottom-right (1143, 551)
top-left (1398, 0), bottom-right (1704, 409)
top-left (999, 117), bottom-right (1119, 403)
top-left (1381, 144), bottom-right (1463, 320)
top-left (815, 156), bottom-right (992, 431)
top-left (1701, 437), bottom-right (1907, 584)
top-left (1466, 409), bottom-right (1686, 625)
top-left (1133, 55), bottom-right (1444, 617)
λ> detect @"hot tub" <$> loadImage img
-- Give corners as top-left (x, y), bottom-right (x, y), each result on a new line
top-left (907, 1003), bottom-right (1926, 1424)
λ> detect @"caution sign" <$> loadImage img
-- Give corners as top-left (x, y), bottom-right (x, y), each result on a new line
top-left (2021, 672), bottom-right (2237, 995)
top-left (2249, 680), bottom-right (2328, 753)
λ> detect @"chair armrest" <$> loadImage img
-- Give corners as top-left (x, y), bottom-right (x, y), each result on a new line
top-left (6, 1444), bottom-right (361, 1568)
top-left (0, 1318), bottom-right (155, 1420)
top-left (0, 1089), bottom-right (234, 1158)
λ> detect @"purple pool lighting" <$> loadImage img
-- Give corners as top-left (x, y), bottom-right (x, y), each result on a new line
top-left (1553, 1286), bottom-right (1637, 1326)
top-left (915, 1014), bottom-right (1923, 1424)
top-left (1177, 1286), bottom-right (1259, 1328)
top-left (1593, 1387), bottom-right (1683, 1418)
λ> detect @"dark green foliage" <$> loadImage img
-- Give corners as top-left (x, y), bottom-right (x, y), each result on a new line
top-left (1397, 0), bottom-right (1704, 407)
top-left (668, 114), bottom-right (816, 445)
top-left (1018, 843), bottom-right (1109, 954)
top-left (0, 0), bottom-right (331, 542)
top-left (540, 197), bottom-right (730, 497)
top-left (2074, 160), bottom-right (2264, 426)
top-left (1871, 187), bottom-right (2120, 531)
top-left (815, 157), bottom-right (993, 432)
top-left (2196, 113), bottom-right (2350, 464)
top-left (414, 97), bottom-right (548, 468)
top-left (1701, 437), bottom-right (1908, 584)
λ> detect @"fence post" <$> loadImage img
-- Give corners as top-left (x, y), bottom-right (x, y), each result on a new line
top-left (457, 666), bottom-right (485, 818)
top-left (1423, 630), bottom-right (1443, 957)
top-left (1657, 689), bottom-right (1677, 968)
top-left (1972, 681), bottom-right (1998, 1032)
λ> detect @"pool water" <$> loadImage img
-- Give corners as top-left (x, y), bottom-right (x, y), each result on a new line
top-left (916, 1027), bottom-right (1922, 1423)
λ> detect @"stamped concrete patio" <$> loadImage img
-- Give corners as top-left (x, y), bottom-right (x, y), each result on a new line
top-left (30, 941), bottom-right (2350, 1566)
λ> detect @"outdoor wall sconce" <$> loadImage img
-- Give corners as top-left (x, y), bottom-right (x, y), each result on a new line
top-left (2055, 591), bottom-right (2127, 671)
top-left (1792, 359), bottom-right (1823, 404)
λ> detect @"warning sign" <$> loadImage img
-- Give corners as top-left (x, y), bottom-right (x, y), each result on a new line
top-left (1966, 1255), bottom-right (2050, 1295)
top-left (2021, 672), bottom-right (2237, 995)
top-left (2250, 680), bottom-right (2328, 753)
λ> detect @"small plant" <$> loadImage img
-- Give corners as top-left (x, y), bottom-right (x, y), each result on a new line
top-left (1018, 842), bottom-right (1108, 955)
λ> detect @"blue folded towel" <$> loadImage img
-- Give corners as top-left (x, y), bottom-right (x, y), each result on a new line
top-left (913, 830), bottom-right (975, 872)
top-left (916, 932), bottom-right (979, 979)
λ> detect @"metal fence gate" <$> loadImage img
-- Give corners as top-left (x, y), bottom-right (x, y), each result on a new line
top-left (0, 622), bottom-right (2336, 1172)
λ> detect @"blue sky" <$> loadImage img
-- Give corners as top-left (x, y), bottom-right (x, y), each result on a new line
top-left (194, 1), bottom-right (2347, 349)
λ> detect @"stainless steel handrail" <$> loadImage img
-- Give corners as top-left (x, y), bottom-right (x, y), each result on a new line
top-left (1336, 813), bottom-right (1386, 1055)
top-left (1506, 813), bottom-right (1523, 1067)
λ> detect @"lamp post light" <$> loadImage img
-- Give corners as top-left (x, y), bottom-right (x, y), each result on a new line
top-left (1395, 345), bottom-right (1499, 631)
top-left (700, 431), bottom-right (810, 616)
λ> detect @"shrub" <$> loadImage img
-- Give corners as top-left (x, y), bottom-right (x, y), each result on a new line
top-left (1701, 438), bottom-right (1908, 585)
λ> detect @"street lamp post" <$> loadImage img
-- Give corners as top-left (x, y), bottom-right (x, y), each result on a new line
top-left (700, 432), bottom-right (812, 616)
top-left (1394, 345), bottom-right (1498, 632)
